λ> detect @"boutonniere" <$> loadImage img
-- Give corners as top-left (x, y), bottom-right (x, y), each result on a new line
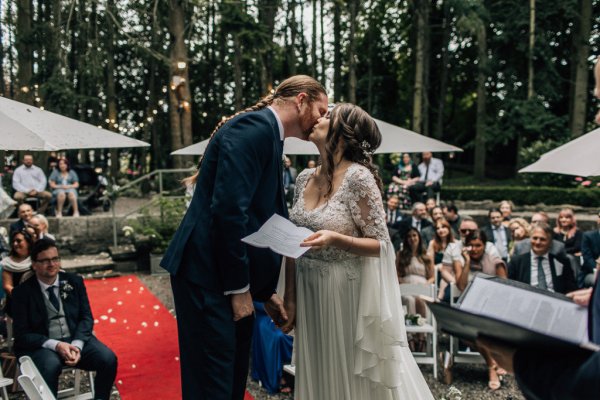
top-left (59, 281), bottom-right (74, 300)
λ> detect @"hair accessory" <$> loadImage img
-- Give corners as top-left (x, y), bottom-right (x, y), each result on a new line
top-left (360, 140), bottom-right (374, 158)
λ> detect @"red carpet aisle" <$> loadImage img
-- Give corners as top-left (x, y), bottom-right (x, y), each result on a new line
top-left (85, 276), bottom-right (255, 400)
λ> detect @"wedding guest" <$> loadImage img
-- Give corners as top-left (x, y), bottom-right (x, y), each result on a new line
top-left (12, 154), bottom-right (52, 214)
top-left (498, 200), bottom-right (514, 226)
top-left (387, 153), bottom-right (420, 210)
top-left (425, 197), bottom-right (437, 214)
top-left (2, 230), bottom-right (34, 316)
top-left (553, 208), bottom-right (583, 256)
top-left (27, 214), bottom-right (55, 241)
top-left (409, 152), bottom-right (444, 203)
top-left (421, 206), bottom-right (444, 246)
top-left (581, 211), bottom-right (600, 288)
top-left (10, 203), bottom-right (34, 236)
top-left (307, 159), bottom-right (316, 169)
top-left (457, 230), bottom-right (507, 391)
top-left (508, 217), bottom-right (531, 257)
top-left (48, 158), bottom-right (80, 217)
top-left (513, 211), bottom-right (567, 257)
top-left (442, 203), bottom-right (462, 237)
top-left (482, 208), bottom-right (510, 262)
top-left (397, 228), bottom-right (434, 316)
top-left (385, 195), bottom-right (403, 250)
top-left (426, 219), bottom-right (457, 300)
top-left (398, 202), bottom-right (432, 240)
top-left (508, 223), bottom-right (576, 294)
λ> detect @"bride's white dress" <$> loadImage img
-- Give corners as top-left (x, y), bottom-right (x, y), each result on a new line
top-left (289, 163), bottom-right (433, 400)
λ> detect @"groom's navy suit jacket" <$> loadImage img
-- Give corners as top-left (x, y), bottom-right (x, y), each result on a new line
top-left (161, 108), bottom-right (287, 301)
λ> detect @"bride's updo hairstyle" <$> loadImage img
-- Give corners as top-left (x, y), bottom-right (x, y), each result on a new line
top-left (322, 103), bottom-right (383, 197)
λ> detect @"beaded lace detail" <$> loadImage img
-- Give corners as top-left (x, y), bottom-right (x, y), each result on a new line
top-left (290, 163), bottom-right (389, 262)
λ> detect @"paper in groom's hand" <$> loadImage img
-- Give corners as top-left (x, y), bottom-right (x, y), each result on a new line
top-left (241, 214), bottom-right (313, 259)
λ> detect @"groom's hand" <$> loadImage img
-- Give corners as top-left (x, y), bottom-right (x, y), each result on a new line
top-left (264, 294), bottom-right (288, 327)
top-left (231, 291), bottom-right (254, 321)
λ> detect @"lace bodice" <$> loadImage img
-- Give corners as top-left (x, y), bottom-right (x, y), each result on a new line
top-left (289, 163), bottom-right (390, 261)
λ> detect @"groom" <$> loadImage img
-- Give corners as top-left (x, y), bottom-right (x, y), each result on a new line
top-left (161, 75), bottom-right (328, 400)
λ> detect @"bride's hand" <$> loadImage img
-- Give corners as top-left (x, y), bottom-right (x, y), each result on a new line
top-left (300, 230), bottom-right (341, 250)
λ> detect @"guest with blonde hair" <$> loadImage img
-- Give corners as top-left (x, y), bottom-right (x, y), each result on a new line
top-left (553, 208), bottom-right (583, 256)
top-left (508, 217), bottom-right (531, 257)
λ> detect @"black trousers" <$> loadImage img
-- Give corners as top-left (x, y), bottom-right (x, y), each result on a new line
top-left (23, 336), bottom-right (117, 400)
top-left (409, 181), bottom-right (441, 203)
top-left (171, 273), bottom-right (255, 400)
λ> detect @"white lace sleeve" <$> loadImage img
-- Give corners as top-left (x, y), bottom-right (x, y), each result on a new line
top-left (346, 166), bottom-right (389, 241)
top-left (292, 168), bottom-right (313, 208)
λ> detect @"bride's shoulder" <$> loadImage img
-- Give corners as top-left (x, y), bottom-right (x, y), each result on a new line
top-left (346, 163), bottom-right (375, 183)
top-left (297, 167), bottom-right (315, 179)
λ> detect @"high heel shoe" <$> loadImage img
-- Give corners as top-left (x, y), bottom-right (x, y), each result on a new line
top-left (488, 366), bottom-right (501, 391)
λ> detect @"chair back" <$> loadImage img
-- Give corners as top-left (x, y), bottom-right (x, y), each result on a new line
top-left (18, 356), bottom-right (56, 400)
top-left (399, 283), bottom-right (436, 321)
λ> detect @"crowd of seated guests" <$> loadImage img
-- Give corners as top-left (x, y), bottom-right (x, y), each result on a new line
top-left (10, 153), bottom-right (81, 219)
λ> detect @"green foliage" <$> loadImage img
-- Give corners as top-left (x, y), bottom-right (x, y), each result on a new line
top-left (443, 185), bottom-right (600, 207)
top-left (126, 197), bottom-right (186, 254)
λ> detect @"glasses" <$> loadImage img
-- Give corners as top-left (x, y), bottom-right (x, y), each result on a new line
top-left (459, 229), bottom-right (474, 234)
top-left (34, 257), bottom-right (61, 266)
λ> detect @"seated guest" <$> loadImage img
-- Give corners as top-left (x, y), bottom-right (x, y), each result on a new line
top-left (396, 228), bottom-right (433, 352)
top-left (387, 153), bottom-right (420, 210)
top-left (10, 203), bottom-right (34, 237)
top-left (12, 154), bottom-right (52, 214)
top-left (2, 230), bottom-right (34, 316)
top-left (482, 208), bottom-right (510, 263)
top-left (426, 219), bottom-right (457, 300)
top-left (581, 211), bottom-right (600, 288)
top-left (49, 158), bottom-right (80, 217)
top-left (306, 159), bottom-right (316, 169)
top-left (421, 206), bottom-right (444, 246)
top-left (553, 207), bottom-right (583, 256)
top-left (398, 202), bottom-right (431, 240)
top-left (385, 195), bottom-right (404, 250)
top-left (508, 217), bottom-right (531, 257)
top-left (498, 200), bottom-right (514, 227)
top-left (442, 202), bottom-right (461, 237)
top-left (425, 198), bottom-right (437, 214)
top-left (27, 214), bottom-right (55, 241)
top-left (409, 152), bottom-right (444, 203)
top-left (513, 211), bottom-right (567, 257)
top-left (456, 230), bottom-right (507, 391)
top-left (12, 238), bottom-right (117, 400)
top-left (508, 223), bottom-right (576, 294)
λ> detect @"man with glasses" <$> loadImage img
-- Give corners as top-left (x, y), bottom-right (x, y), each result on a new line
top-left (12, 238), bottom-right (117, 400)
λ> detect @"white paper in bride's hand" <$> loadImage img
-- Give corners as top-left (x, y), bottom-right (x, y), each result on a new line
top-left (241, 214), bottom-right (314, 259)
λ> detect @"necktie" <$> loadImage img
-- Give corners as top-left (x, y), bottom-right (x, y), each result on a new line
top-left (424, 163), bottom-right (430, 181)
top-left (47, 286), bottom-right (60, 311)
top-left (537, 256), bottom-right (547, 290)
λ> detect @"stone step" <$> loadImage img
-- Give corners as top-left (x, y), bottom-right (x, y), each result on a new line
top-left (61, 254), bottom-right (115, 274)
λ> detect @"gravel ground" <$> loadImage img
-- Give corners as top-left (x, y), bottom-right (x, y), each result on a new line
top-left (138, 273), bottom-right (526, 400)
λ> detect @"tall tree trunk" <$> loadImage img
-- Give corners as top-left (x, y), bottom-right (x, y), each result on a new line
top-left (299, 1), bottom-right (308, 71)
top-left (168, 0), bottom-right (193, 168)
top-left (515, 0), bottom-right (535, 172)
top-left (7, 0), bottom-right (16, 98)
top-left (434, 0), bottom-right (450, 139)
top-left (570, 0), bottom-right (592, 138)
top-left (258, 0), bottom-right (278, 93)
top-left (320, 0), bottom-right (326, 85)
top-left (333, 0), bottom-right (342, 101)
top-left (287, 0), bottom-right (297, 75)
top-left (412, 0), bottom-right (426, 133)
top-left (0, 0), bottom-right (5, 96)
top-left (474, 23), bottom-right (487, 179)
top-left (232, 33), bottom-right (243, 108)
top-left (311, 0), bottom-right (317, 78)
top-left (347, 0), bottom-right (357, 104)
top-left (16, 0), bottom-right (34, 104)
top-left (422, 0), bottom-right (430, 136)
top-left (106, 0), bottom-right (119, 179)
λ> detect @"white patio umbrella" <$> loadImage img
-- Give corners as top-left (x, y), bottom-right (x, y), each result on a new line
top-left (171, 118), bottom-right (462, 155)
top-left (0, 97), bottom-right (150, 150)
top-left (519, 128), bottom-right (600, 177)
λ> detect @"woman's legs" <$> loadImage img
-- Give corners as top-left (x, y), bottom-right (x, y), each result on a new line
top-left (68, 191), bottom-right (79, 216)
top-left (479, 346), bottom-right (501, 390)
top-left (55, 192), bottom-right (66, 217)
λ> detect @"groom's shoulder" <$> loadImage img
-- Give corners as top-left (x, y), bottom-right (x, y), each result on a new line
top-left (218, 109), bottom-right (275, 141)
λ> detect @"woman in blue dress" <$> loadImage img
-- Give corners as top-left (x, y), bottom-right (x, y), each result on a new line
top-left (49, 158), bottom-right (80, 217)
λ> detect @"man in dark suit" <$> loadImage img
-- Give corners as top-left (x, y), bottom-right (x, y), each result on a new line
top-left (384, 195), bottom-right (404, 250)
top-left (12, 238), bottom-right (117, 399)
top-left (442, 202), bottom-right (461, 237)
top-left (398, 202), bottom-right (431, 241)
top-left (482, 208), bottom-right (510, 263)
top-left (581, 211), bottom-right (600, 287)
top-left (508, 222), bottom-right (576, 294)
top-left (160, 75), bottom-right (328, 400)
top-left (10, 203), bottom-right (34, 236)
top-left (283, 156), bottom-right (298, 205)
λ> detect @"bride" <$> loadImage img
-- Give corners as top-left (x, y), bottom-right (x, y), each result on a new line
top-left (283, 103), bottom-right (433, 399)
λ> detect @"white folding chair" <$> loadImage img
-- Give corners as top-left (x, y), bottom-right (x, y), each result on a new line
top-left (448, 283), bottom-right (485, 365)
top-left (399, 283), bottom-right (438, 379)
top-left (0, 360), bottom-right (13, 400)
top-left (18, 356), bottom-right (94, 400)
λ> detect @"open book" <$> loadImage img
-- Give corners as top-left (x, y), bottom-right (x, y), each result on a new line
top-left (426, 275), bottom-right (599, 353)
top-left (241, 214), bottom-right (314, 259)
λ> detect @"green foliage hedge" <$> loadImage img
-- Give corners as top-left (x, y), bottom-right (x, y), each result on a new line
top-left (442, 186), bottom-right (600, 207)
